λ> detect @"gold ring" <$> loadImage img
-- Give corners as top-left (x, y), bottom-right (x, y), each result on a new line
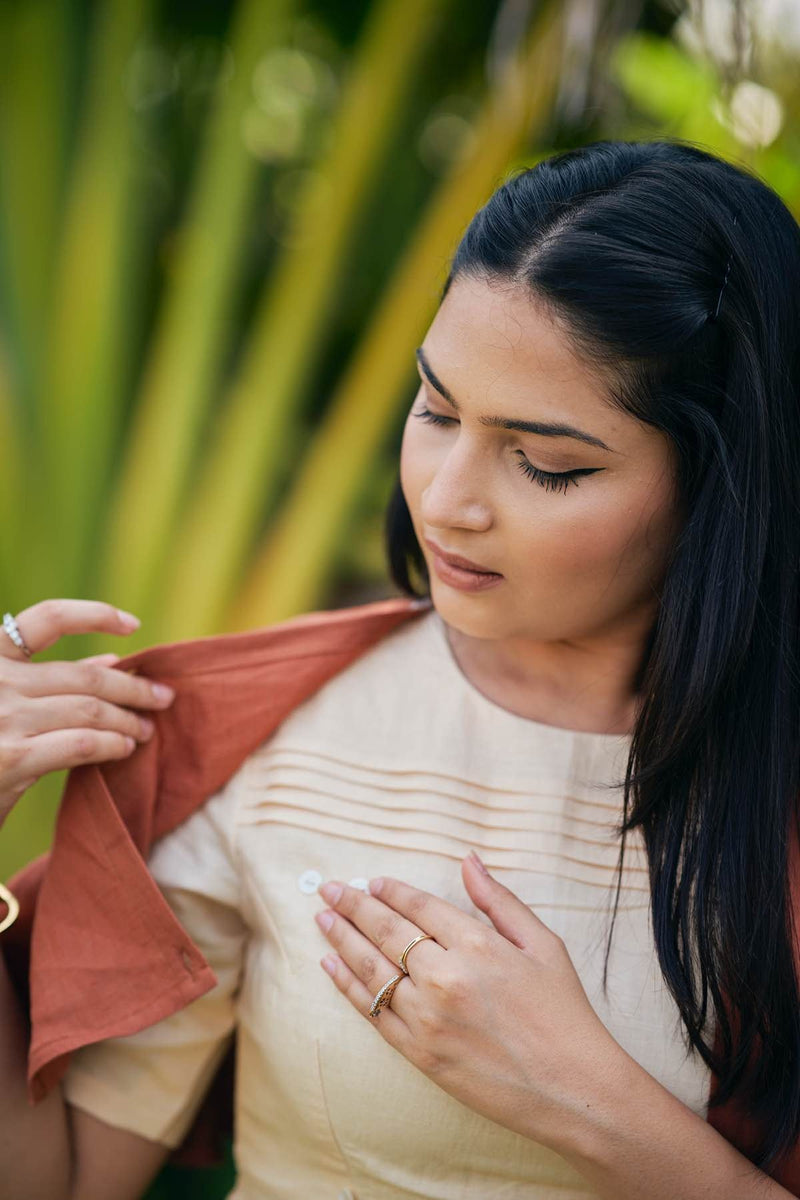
top-left (0, 881), bottom-right (20, 934)
top-left (398, 926), bottom-right (434, 974)
top-left (369, 971), bottom-right (406, 1018)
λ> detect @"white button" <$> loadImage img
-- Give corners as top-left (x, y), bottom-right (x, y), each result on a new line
top-left (348, 876), bottom-right (369, 891)
top-left (297, 869), bottom-right (322, 894)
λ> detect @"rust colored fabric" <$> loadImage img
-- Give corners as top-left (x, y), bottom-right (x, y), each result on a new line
top-left (2, 593), bottom-right (798, 1189)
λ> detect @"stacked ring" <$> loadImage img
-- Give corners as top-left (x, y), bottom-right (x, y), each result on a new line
top-left (398, 932), bottom-right (435, 974)
top-left (369, 971), bottom-right (406, 1018)
top-left (369, 932), bottom-right (437, 1018)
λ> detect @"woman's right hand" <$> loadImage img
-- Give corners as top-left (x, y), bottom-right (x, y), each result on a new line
top-left (0, 599), bottom-right (177, 829)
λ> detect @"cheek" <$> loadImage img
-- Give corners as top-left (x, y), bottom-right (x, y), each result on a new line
top-left (513, 473), bottom-right (678, 586)
top-left (589, 483), bottom-right (678, 585)
top-left (503, 499), bottom-right (602, 583)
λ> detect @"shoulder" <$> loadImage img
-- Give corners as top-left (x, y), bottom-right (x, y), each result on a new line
top-left (243, 599), bottom-right (438, 765)
top-left (115, 595), bottom-right (432, 683)
top-left (143, 596), bottom-right (434, 853)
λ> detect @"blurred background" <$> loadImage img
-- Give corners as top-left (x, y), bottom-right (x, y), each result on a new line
top-left (0, 0), bottom-right (798, 1192)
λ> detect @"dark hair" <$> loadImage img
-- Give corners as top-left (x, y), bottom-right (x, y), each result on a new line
top-left (383, 138), bottom-right (800, 1174)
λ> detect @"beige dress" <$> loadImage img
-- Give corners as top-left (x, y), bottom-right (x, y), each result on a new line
top-left (62, 605), bottom-right (713, 1199)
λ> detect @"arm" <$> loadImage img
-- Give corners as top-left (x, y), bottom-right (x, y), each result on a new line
top-left (0, 949), bottom-right (169, 1200)
top-left (2, 746), bottom-right (248, 1200)
top-left (67, 1110), bottom-right (170, 1200)
top-left (59, 779), bottom-right (247, 1163)
top-left (547, 1043), bottom-right (794, 1200)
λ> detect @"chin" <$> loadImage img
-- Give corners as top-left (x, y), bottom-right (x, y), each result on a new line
top-left (430, 589), bottom-right (508, 637)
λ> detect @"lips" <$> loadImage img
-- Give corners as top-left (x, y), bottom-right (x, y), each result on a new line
top-left (423, 538), bottom-right (501, 576)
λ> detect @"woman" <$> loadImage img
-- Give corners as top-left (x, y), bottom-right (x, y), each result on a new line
top-left (2, 138), bottom-right (799, 1199)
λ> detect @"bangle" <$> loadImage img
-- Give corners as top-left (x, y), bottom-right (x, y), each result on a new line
top-left (0, 881), bottom-right (19, 934)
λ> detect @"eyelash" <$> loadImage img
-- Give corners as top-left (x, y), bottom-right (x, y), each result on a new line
top-left (411, 407), bottom-right (600, 494)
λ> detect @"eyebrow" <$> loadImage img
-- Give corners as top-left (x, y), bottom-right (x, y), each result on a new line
top-left (414, 347), bottom-right (616, 453)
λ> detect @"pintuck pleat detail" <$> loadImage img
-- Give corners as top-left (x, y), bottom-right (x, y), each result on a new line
top-left (247, 745), bottom-right (628, 812)
top-left (234, 604), bottom-right (647, 906)
top-left (236, 746), bottom-right (650, 896)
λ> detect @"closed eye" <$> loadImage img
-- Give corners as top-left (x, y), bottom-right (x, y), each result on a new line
top-left (411, 406), bottom-right (603, 495)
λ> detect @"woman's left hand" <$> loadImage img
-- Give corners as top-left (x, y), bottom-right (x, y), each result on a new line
top-left (314, 852), bottom-right (626, 1150)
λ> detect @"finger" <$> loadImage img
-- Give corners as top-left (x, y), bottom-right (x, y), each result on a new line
top-left (79, 653), bottom-right (121, 666)
top-left (460, 853), bottom-right (555, 951)
top-left (18, 693), bottom-right (155, 744)
top-left (315, 904), bottom-right (418, 1022)
top-left (0, 599), bottom-right (140, 661)
top-left (8, 727), bottom-right (139, 785)
top-left (318, 950), bottom-right (413, 1043)
top-left (318, 879), bottom-right (447, 972)
top-left (360, 875), bottom-right (475, 951)
top-left (6, 658), bottom-right (175, 712)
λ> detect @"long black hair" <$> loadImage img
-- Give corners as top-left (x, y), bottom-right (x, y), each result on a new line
top-left (384, 139), bottom-right (800, 1174)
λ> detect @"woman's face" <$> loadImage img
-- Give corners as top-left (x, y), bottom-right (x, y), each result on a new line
top-left (400, 273), bottom-right (684, 648)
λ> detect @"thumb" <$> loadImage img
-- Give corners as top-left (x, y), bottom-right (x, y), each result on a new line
top-left (461, 852), bottom-right (553, 952)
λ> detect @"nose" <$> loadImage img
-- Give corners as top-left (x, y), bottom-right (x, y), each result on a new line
top-left (420, 443), bottom-right (492, 532)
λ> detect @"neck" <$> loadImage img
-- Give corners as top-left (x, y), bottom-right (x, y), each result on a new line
top-left (442, 611), bottom-right (653, 736)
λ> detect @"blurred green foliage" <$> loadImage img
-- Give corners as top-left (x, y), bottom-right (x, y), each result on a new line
top-left (143, 1139), bottom-right (235, 1200)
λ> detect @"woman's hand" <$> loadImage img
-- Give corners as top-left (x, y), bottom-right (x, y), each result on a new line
top-left (313, 852), bottom-right (626, 1152)
top-left (0, 599), bottom-right (176, 829)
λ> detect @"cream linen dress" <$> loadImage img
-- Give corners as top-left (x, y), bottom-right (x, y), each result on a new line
top-left (62, 604), bottom-right (713, 1200)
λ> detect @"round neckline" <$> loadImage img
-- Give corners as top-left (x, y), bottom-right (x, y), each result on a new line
top-left (423, 606), bottom-right (634, 745)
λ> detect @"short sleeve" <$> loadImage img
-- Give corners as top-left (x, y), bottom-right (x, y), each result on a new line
top-left (61, 767), bottom-right (250, 1148)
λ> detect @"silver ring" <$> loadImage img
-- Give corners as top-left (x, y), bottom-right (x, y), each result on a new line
top-left (2, 613), bottom-right (32, 658)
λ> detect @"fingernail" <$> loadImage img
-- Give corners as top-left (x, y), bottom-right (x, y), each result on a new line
top-left (152, 683), bottom-right (175, 703)
top-left (321, 955), bottom-right (338, 976)
top-left (117, 610), bottom-right (140, 629)
top-left (469, 851), bottom-right (489, 875)
top-left (319, 881), bottom-right (343, 904)
top-left (315, 910), bottom-right (335, 932)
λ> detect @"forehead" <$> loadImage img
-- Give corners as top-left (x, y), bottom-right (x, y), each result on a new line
top-left (423, 274), bottom-right (633, 444)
